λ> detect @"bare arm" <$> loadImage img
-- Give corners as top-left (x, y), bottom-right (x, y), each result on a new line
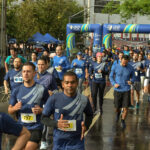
top-left (11, 127), bottom-right (31, 150)
top-left (4, 62), bottom-right (9, 73)
top-left (4, 80), bottom-right (9, 94)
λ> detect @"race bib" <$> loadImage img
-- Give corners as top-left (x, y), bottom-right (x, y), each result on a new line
top-left (59, 120), bottom-right (76, 131)
top-left (14, 77), bottom-right (23, 83)
top-left (75, 68), bottom-right (83, 75)
top-left (21, 113), bottom-right (37, 123)
top-left (95, 73), bottom-right (102, 79)
top-left (55, 66), bottom-right (62, 72)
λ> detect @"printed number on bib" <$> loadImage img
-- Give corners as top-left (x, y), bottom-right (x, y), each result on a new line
top-left (21, 113), bottom-right (37, 123)
top-left (95, 73), bottom-right (102, 79)
top-left (75, 68), bottom-right (83, 75)
top-left (14, 77), bottom-right (23, 83)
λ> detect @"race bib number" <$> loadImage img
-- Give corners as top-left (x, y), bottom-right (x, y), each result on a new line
top-left (95, 73), bottom-right (102, 79)
top-left (14, 77), bottom-right (23, 83)
top-left (75, 68), bottom-right (83, 75)
top-left (59, 120), bottom-right (76, 131)
top-left (21, 113), bottom-right (37, 123)
top-left (55, 66), bottom-right (62, 72)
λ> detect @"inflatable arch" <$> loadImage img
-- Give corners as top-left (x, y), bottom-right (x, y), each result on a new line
top-left (103, 24), bottom-right (150, 49)
top-left (66, 24), bottom-right (102, 56)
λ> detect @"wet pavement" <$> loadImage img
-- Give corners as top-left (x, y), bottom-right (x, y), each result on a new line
top-left (85, 88), bottom-right (150, 150)
top-left (1, 86), bottom-right (150, 150)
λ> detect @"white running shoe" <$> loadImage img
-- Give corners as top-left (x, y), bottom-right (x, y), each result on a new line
top-left (40, 141), bottom-right (48, 150)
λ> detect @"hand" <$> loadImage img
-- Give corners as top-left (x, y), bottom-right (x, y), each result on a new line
top-left (14, 101), bottom-right (22, 111)
top-left (73, 63), bottom-right (76, 66)
top-left (81, 121), bottom-right (87, 140)
top-left (98, 70), bottom-right (102, 73)
top-left (58, 66), bottom-right (62, 70)
top-left (57, 114), bottom-right (70, 131)
top-left (114, 84), bottom-right (120, 88)
top-left (32, 105), bottom-right (42, 115)
top-left (48, 90), bottom-right (53, 96)
top-left (90, 75), bottom-right (93, 79)
top-left (127, 81), bottom-right (132, 85)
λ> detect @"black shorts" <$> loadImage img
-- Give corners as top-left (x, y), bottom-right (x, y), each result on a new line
top-left (29, 129), bottom-right (42, 144)
top-left (114, 90), bottom-right (131, 109)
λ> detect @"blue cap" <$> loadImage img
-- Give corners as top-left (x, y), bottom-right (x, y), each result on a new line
top-left (77, 52), bottom-right (82, 55)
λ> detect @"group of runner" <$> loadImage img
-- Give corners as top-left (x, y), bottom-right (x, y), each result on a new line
top-left (1, 44), bottom-right (150, 150)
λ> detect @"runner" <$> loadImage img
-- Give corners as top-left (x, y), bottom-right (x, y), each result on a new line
top-left (8, 62), bottom-right (49, 150)
top-left (0, 112), bottom-right (30, 150)
top-left (41, 71), bottom-right (93, 150)
top-left (89, 52), bottom-right (108, 115)
top-left (109, 55), bottom-right (135, 129)
top-left (71, 52), bottom-right (86, 93)
top-left (5, 48), bottom-right (26, 73)
top-left (4, 57), bottom-right (23, 94)
top-left (53, 45), bottom-right (70, 81)
top-left (129, 52), bottom-right (143, 109)
top-left (30, 52), bottom-right (38, 69)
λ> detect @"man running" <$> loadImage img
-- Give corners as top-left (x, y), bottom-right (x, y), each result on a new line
top-left (109, 55), bottom-right (135, 129)
top-left (4, 57), bottom-right (23, 94)
top-left (8, 62), bottom-right (49, 150)
top-left (41, 71), bottom-right (93, 150)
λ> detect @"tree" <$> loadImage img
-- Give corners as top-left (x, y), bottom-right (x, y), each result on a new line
top-left (102, 0), bottom-right (150, 22)
top-left (6, 0), bottom-right (83, 42)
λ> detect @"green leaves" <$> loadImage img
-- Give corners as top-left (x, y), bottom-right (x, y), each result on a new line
top-left (6, 0), bottom-right (83, 42)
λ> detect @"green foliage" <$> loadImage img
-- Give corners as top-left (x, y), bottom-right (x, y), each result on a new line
top-left (102, 0), bottom-right (150, 22)
top-left (6, 0), bottom-right (83, 42)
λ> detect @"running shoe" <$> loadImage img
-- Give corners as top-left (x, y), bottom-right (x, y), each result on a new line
top-left (121, 119), bottom-right (126, 129)
top-left (40, 141), bottom-right (49, 150)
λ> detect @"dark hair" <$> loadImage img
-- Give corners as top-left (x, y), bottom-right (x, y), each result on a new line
top-left (122, 55), bottom-right (129, 60)
top-left (32, 51), bottom-right (37, 56)
top-left (39, 56), bottom-right (50, 64)
top-left (62, 71), bottom-right (78, 81)
top-left (23, 62), bottom-right (36, 71)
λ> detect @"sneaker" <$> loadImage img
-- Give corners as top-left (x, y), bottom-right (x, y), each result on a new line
top-left (129, 105), bottom-right (134, 109)
top-left (40, 141), bottom-right (48, 150)
top-left (121, 120), bottom-right (126, 129)
top-left (136, 103), bottom-right (139, 109)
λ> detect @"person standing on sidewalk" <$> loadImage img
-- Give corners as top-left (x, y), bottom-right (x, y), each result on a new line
top-left (109, 55), bottom-right (135, 129)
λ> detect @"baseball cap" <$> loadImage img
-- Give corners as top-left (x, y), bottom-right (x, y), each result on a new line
top-left (96, 52), bottom-right (103, 57)
top-left (77, 52), bottom-right (82, 55)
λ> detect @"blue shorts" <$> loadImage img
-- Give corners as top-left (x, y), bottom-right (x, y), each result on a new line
top-left (53, 137), bottom-right (85, 150)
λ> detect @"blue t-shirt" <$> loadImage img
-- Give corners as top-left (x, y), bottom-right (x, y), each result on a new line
top-left (34, 71), bottom-right (58, 91)
top-left (4, 69), bottom-right (23, 90)
top-left (0, 112), bottom-right (22, 150)
top-left (89, 61), bottom-right (108, 83)
top-left (109, 63), bottom-right (135, 92)
top-left (9, 83), bottom-right (49, 130)
top-left (71, 59), bottom-right (86, 79)
top-left (42, 92), bottom-right (93, 140)
top-left (53, 55), bottom-right (70, 80)
top-left (129, 61), bottom-right (143, 82)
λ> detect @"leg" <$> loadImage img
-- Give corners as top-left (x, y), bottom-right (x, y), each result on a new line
top-left (130, 89), bottom-right (134, 106)
top-left (24, 141), bottom-right (39, 150)
top-left (78, 78), bottom-right (84, 94)
top-left (98, 83), bottom-right (106, 114)
top-left (92, 82), bottom-right (98, 113)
